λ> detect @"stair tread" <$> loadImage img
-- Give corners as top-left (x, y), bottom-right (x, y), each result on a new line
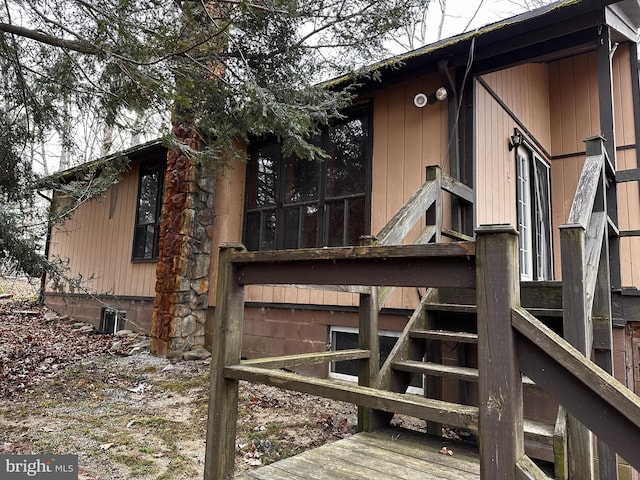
top-left (524, 418), bottom-right (555, 436)
top-left (410, 329), bottom-right (478, 343)
top-left (424, 303), bottom-right (563, 317)
top-left (392, 359), bottom-right (537, 386)
top-left (392, 360), bottom-right (479, 381)
top-left (526, 307), bottom-right (563, 317)
top-left (424, 303), bottom-right (477, 313)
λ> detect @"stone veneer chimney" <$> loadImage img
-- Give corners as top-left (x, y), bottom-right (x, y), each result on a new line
top-left (150, 121), bottom-right (216, 358)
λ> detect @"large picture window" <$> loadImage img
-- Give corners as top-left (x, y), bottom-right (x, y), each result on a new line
top-left (516, 140), bottom-right (553, 281)
top-left (244, 107), bottom-right (371, 251)
top-left (132, 160), bottom-right (165, 261)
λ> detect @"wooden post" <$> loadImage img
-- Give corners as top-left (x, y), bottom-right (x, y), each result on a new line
top-left (596, 26), bottom-right (621, 291)
top-left (560, 223), bottom-right (594, 480)
top-left (426, 165), bottom-right (442, 243)
top-left (476, 225), bottom-right (523, 479)
top-left (358, 235), bottom-right (381, 431)
top-left (587, 137), bottom-right (618, 480)
top-left (204, 243), bottom-right (246, 480)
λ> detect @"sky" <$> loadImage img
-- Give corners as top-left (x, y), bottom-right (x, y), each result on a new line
top-left (419, 0), bottom-right (552, 46)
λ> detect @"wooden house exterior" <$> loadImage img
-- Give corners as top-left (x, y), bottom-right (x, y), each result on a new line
top-left (44, 1), bottom-right (640, 477)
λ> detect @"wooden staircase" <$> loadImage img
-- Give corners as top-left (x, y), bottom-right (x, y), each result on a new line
top-left (374, 286), bottom-right (563, 473)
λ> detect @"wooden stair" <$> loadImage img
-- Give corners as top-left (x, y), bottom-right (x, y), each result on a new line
top-left (378, 288), bottom-right (564, 467)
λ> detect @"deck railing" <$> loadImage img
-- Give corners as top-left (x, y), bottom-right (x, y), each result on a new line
top-left (477, 225), bottom-right (640, 480)
top-left (204, 241), bottom-right (478, 480)
top-left (204, 227), bottom-right (640, 480)
top-left (203, 138), bottom-right (640, 479)
top-left (559, 136), bottom-right (617, 479)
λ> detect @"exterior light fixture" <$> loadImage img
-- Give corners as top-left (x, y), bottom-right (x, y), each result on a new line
top-left (413, 86), bottom-right (448, 108)
top-left (435, 86), bottom-right (448, 101)
top-left (509, 128), bottom-right (524, 151)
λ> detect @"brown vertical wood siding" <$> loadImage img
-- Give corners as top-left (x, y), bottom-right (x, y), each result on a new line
top-left (46, 162), bottom-right (157, 297)
top-left (549, 45), bottom-right (639, 286)
top-left (476, 63), bottom-right (552, 228)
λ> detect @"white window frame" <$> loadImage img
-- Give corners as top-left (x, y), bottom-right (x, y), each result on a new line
top-left (328, 326), bottom-right (423, 395)
top-left (517, 147), bottom-right (534, 280)
top-left (516, 139), bottom-right (554, 281)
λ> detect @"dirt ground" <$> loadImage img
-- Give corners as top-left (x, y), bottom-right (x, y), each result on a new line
top-left (0, 278), bottom-right (367, 479)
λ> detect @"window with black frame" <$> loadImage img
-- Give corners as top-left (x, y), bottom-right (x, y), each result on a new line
top-left (132, 160), bottom-right (165, 261)
top-left (244, 107), bottom-right (371, 251)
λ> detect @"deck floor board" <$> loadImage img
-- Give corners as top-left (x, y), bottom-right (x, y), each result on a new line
top-left (234, 427), bottom-right (480, 480)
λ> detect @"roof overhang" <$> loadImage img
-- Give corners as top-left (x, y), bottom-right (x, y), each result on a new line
top-left (328, 0), bottom-right (640, 91)
top-left (45, 139), bottom-right (166, 186)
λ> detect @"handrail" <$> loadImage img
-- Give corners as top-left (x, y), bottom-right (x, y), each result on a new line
top-left (260, 165), bottom-right (471, 297)
top-left (566, 151), bottom-right (606, 228)
top-left (559, 136), bottom-right (616, 479)
top-left (476, 226), bottom-right (640, 480)
top-left (376, 174), bottom-right (440, 246)
top-left (513, 306), bottom-right (640, 471)
top-left (374, 165), bottom-right (471, 310)
top-left (376, 165), bottom-right (470, 248)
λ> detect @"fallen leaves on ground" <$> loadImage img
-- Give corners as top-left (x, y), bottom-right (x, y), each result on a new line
top-left (0, 301), bottom-right (143, 397)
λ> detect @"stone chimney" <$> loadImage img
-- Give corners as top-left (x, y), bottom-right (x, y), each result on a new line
top-left (150, 121), bottom-right (216, 358)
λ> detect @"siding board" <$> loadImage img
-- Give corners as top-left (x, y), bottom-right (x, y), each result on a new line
top-left (574, 54), bottom-right (593, 151)
top-left (371, 90), bottom-right (389, 235)
top-left (386, 85), bottom-right (407, 229)
top-left (549, 62), bottom-right (563, 155)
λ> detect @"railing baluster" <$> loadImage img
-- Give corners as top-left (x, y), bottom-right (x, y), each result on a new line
top-left (426, 165), bottom-right (442, 243)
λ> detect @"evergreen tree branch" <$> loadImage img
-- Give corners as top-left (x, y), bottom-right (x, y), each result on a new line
top-left (0, 22), bottom-right (101, 55)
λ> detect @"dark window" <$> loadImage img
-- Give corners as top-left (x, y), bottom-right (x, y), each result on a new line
top-left (132, 160), bottom-right (165, 261)
top-left (244, 107), bottom-right (371, 250)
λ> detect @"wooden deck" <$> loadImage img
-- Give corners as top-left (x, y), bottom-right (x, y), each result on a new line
top-left (234, 427), bottom-right (480, 480)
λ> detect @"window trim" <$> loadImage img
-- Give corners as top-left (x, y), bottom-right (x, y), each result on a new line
top-left (131, 159), bottom-right (165, 262)
top-left (243, 104), bottom-right (373, 251)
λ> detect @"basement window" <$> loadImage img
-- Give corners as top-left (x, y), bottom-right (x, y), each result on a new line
top-left (100, 307), bottom-right (127, 334)
top-left (329, 326), bottom-right (422, 394)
